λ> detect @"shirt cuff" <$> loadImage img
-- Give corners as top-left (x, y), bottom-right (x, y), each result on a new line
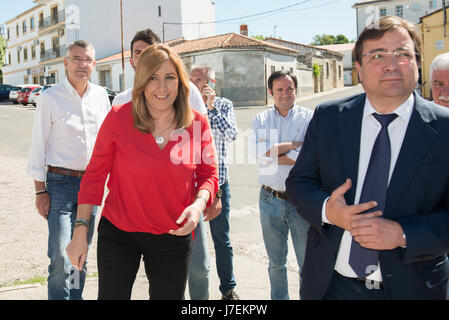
top-left (26, 167), bottom-right (47, 182)
top-left (257, 156), bottom-right (275, 166)
top-left (286, 149), bottom-right (299, 162)
top-left (322, 196), bottom-right (331, 225)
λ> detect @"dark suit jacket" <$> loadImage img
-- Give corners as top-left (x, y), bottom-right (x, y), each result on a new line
top-left (286, 92), bottom-right (449, 300)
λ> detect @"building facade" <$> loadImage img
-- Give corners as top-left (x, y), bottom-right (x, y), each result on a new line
top-left (2, 0), bottom-right (215, 86)
top-left (353, 0), bottom-right (448, 35)
top-left (419, 6), bottom-right (449, 99)
top-left (96, 33), bottom-right (301, 107)
top-left (3, 0), bottom-right (66, 85)
top-left (265, 37), bottom-right (344, 94)
top-left (317, 43), bottom-right (358, 86)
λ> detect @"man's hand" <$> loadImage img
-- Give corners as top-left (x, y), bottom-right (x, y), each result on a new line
top-left (204, 197), bottom-right (222, 222)
top-left (202, 84), bottom-right (216, 110)
top-left (36, 193), bottom-right (50, 220)
top-left (265, 141), bottom-right (302, 158)
top-left (350, 217), bottom-right (406, 250)
top-left (325, 179), bottom-right (381, 231)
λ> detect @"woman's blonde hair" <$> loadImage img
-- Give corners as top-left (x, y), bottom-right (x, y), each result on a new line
top-left (132, 44), bottom-right (193, 133)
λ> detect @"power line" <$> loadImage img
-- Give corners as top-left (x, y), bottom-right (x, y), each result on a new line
top-left (163, 0), bottom-right (315, 26)
top-left (216, 0), bottom-right (342, 25)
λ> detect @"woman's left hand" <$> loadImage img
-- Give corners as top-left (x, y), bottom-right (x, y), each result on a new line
top-left (169, 202), bottom-right (203, 236)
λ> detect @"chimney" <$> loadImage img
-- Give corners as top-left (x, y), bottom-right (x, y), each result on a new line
top-left (240, 24), bottom-right (248, 36)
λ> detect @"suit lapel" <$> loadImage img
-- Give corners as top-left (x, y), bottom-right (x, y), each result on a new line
top-left (385, 94), bottom-right (438, 219)
top-left (337, 94), bottom-right (365, 205)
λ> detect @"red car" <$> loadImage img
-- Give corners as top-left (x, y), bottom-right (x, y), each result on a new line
top-left (17, 85), bottom-right (41, 106)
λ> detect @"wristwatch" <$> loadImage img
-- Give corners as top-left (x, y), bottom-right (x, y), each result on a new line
top-left (216, 189), bottom-right (223, 199)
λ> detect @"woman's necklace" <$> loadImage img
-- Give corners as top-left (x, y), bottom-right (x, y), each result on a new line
top-left (153, 122), bottom-right (175, 145)
top-left (155, 135), bottom-right (165, 145)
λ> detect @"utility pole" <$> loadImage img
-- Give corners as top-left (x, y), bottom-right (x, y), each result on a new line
top-left (120, 0), bottom-right (126, 90)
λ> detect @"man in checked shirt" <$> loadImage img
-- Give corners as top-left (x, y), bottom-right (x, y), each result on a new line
top-left (190, 65), bottom-right (239, 300)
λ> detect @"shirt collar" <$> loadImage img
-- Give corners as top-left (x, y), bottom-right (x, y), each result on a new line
top-left (273, 104), bottom-right (298, 118)
top-left (363, 94), bottom-right (414, 123)
top-left (64, 77), bottom-right (91, 97)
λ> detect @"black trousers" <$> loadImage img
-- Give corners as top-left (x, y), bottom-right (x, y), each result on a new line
top-left (97, 217), bottom-right (192, 300)
top-left (323, 271), bottom-right (386, 300)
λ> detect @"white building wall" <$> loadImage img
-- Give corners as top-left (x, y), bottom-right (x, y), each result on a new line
top-left (3, 0), bottom-right (66, 85)
top-left (179, 0), bottom-right (215, 40)
top-left (297, 68), bottom-right (314, 97)
top-left (4, 0), bottom-right (215, 86)
top-left (66, 0), bottom-right (215, 59)
top-left (355, 0), bottom-right (446, 35)
top-left (3, 4), bottom-right (42, 84)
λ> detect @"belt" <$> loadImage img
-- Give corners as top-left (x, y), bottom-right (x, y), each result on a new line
top-left (262, 185), bottom-right (288, 200)
top-left (47, 165), bottom-right (85, 178)
top-left (357, 277), bottom-right (383, 289)
top-left (335, 271), bottom-right (383, 290)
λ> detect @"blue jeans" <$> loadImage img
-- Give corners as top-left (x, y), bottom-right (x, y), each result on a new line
top-left (189, 181), bottom-right (236, 299)
top-left (188, 213), bottom-right (210, 300)
top-left (259, 187), bottom-right (309, 300)
top-left (209, 181), bottom-right (236, 295)
top-left (46, 172), bottom-right (97, 300)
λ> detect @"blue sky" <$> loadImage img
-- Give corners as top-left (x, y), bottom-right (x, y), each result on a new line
top-left (0, 0), bottom-right (358, 45)
top-left (213, 0), bottom-right (358, 44)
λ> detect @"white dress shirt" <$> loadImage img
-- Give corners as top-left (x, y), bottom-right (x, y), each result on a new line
top-left (322, 94), bottom-right (414, 281)
top-left (249, 104), bottom-right (313, 191)
top-left (112, 81), bottom-right (207, 114)
top-left (27, 78), bottom-right (111, 182)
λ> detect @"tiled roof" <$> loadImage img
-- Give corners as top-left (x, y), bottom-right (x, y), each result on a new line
top-left (317, 43), bottom-right (355, 52)
top-left (96, 50), bottom-right (131, 64)
top-left (96, 32), bottom-right (298, 64)
top-left (265, 37), bottom-right (344, 57)
top-left (169, 33), bottom-right (298, 55)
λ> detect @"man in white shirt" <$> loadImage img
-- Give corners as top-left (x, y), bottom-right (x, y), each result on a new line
top-left (27, 40), bottom-right (111, 300)
top-left (112, 29), bottom-right (206, 114)
top-left (249, 70), bottom-right (313, 300)
top-left (286, 16), bottom-right (449, 300)
top-left (430, 52), bottom-right (449, 108)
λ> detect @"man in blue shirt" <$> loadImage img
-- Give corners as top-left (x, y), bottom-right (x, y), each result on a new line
top-left (249, 70), bottom-right (312, 299)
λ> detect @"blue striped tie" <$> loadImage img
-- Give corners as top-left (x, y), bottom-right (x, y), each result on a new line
top-left (349, 113), bottom-right (398, 279)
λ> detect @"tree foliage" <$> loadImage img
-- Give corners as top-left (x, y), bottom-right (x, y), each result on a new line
top-left (310, 34), bottom-right (350, 46)
top-left (252, 35), bottom-right (266, 41)
top-left (0, 36), bottom-right (6, 84)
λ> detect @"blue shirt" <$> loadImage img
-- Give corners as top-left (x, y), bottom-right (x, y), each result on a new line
top-left (249, 104), bottom-right (313, 191)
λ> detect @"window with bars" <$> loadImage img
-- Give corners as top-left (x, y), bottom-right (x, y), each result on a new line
top-left (396, 5), bottom-right (403, 18)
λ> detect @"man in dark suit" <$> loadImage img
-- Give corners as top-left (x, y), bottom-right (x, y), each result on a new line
top-left (286, 16), bottom-right (449, 300)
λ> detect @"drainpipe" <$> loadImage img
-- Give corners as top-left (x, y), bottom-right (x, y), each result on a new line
top-left (441, 0), bottom-right (447, 38)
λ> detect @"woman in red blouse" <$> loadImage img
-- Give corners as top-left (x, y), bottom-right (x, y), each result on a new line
top-left (66, 44), bottom-right (218, 300)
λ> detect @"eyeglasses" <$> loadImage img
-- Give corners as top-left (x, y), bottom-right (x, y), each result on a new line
top-left (362, 50), bottom-right (416, 65)
top-left (70, 56), bottom-right (94, 65)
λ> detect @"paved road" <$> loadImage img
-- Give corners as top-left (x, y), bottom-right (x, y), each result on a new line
top-left (0, 85), bottom-right (363, 300)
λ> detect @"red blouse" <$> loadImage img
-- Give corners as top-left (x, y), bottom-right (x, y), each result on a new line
top-left (78, 102), bottom-right (218, 234)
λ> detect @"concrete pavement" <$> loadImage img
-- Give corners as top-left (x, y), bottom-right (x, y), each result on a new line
top-left (0, 85), bottom-right (362, 300)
